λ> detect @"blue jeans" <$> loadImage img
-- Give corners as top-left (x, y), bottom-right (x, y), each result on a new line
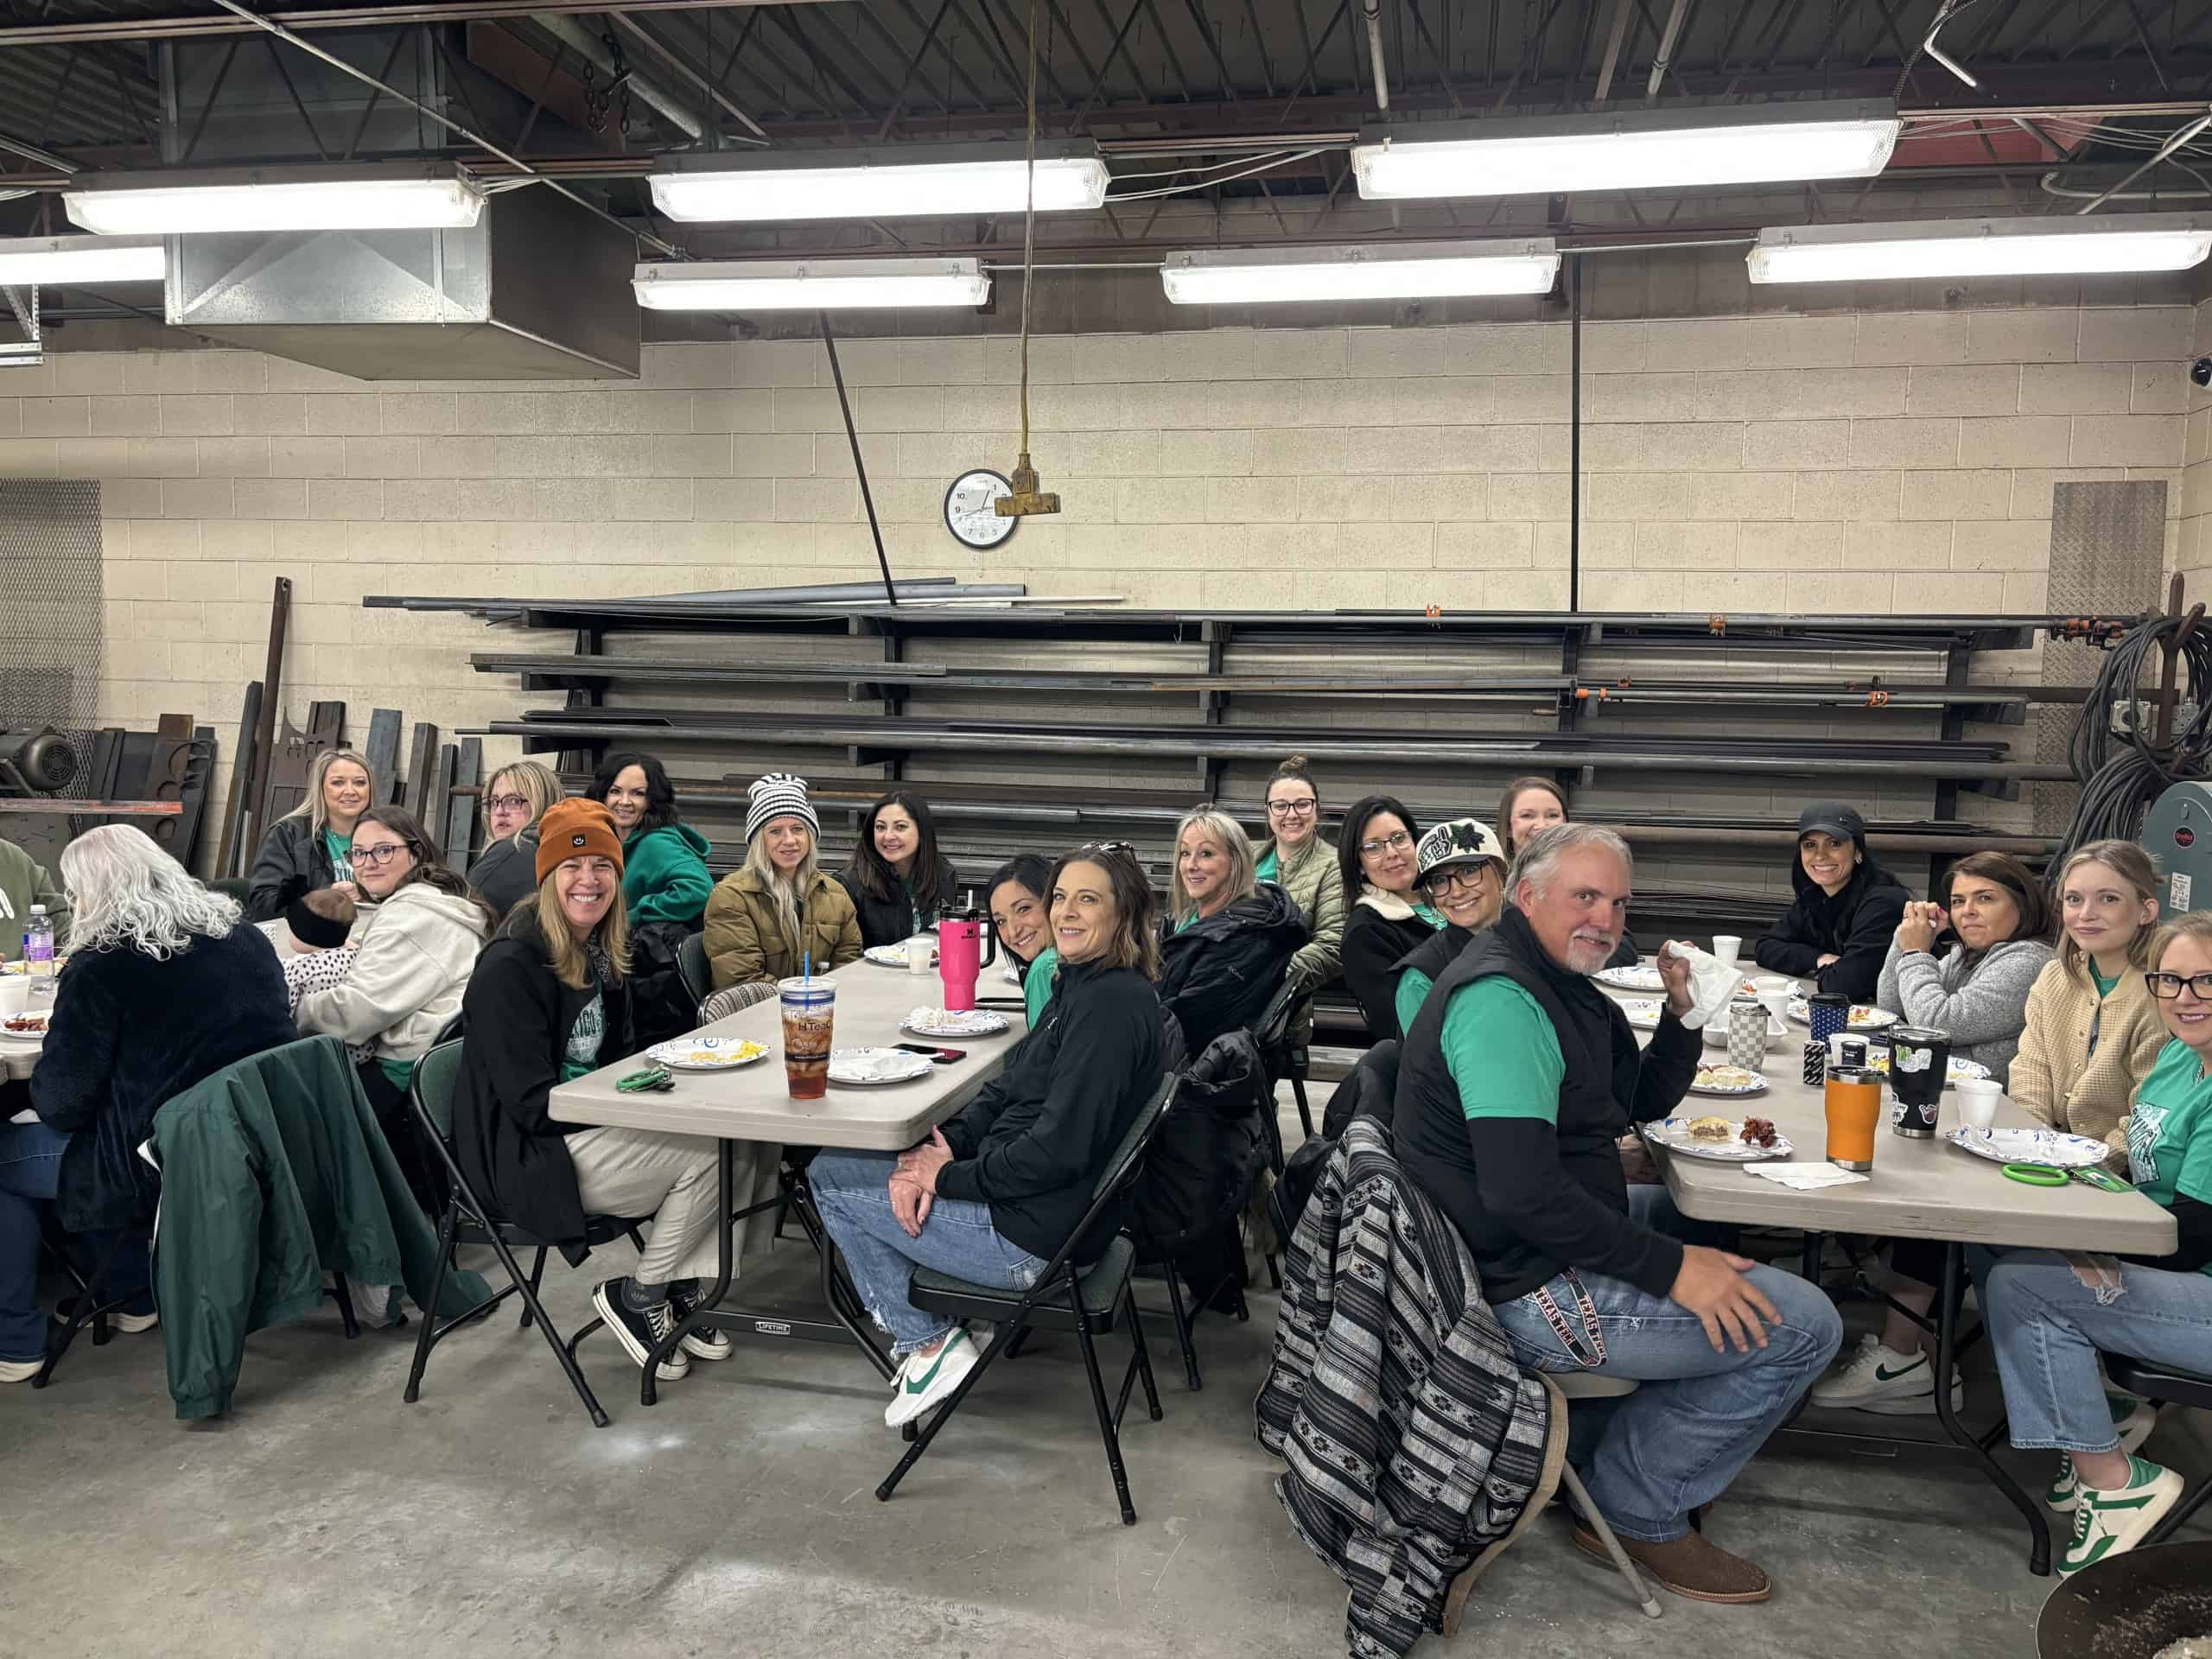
top-left (1983, 1249), bottom-right (2212, 1452)
top-left (1491, 1186), bottom-right (1843, 1542)
top-left (0, 1120), bottom-right (155, 1363)
top-left (809, 1150), bottom-right (1050, 1357)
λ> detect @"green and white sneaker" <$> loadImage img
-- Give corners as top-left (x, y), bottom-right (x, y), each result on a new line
top-left (2046, 1398), bottom-right (2162, 1513)
top-left (2060, 1456), bottom-right (2183, 1576)
top-left (885, 1331), bottom-right (979, 1427)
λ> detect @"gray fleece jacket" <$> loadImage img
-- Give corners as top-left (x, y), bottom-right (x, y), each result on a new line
top-left (1876, 935), bottom-right (2056, 1077)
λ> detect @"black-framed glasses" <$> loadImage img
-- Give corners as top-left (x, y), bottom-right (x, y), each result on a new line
top-left (353, 842), bottom-right (414, 868)
top-left (1266, 798), bottom-right (1318, 819)
top-left (486, 793), bottom-right (531, 815)
top-left (1359, 830), bottom-right (1414, 857)
top-left (1421, 864), bottom-right (1496, 896)
top-left (2147, 971), bottom-right (2212, 1000)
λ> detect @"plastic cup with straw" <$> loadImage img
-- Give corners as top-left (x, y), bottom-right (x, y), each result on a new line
top-left (781, 950), bottom-right (834, 1100)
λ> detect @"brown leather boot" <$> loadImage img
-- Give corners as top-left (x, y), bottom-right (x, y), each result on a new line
top-left (1572, 1523), bottom-right (1773, 1604)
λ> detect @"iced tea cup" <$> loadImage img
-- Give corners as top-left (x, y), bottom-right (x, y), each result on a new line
top-left (1825, 1066), bottom-right (1882, 1171)
top-left (779, 976), bottom-right (837, 1101)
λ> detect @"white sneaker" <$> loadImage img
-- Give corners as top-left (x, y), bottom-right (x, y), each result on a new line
top-left (2046, 1399), bottom-right (2161, 1512)
top-left (0, 1355), bottom-right (41, 1384)
top-left (2062, 1456), bottom-right (2184, 1576)
top-left (885, 1330), bottom-right (979, 1427)
top-left (109, 1308), bottom-right (159, 1335)
top-left (1808, 1333), bottom-right (1961, 1415)
top-left (345, 1279), bottom-right (403, 1329)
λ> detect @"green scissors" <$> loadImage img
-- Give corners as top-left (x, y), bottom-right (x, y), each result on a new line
top-left (2003, 1162), bottom-right (2130, 1193)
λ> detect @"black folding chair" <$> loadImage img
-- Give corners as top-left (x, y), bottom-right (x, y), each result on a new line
top-left (30, 1221), bottom-right (139, 1388)
top-left (1256, 982), bottom-right (1317, 1141)
top-left (677, 932), bottom-right (714, 1011)
top-left (400, 1038), bottom-right (645, 1429)
top-left (2104, 1355), bottom-right (2212, 1546)
top-left (875, 1071), bottom-right (1179, 1526)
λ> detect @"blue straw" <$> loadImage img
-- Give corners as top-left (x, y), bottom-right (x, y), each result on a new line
top-left (804, 951), bottom-right (811, 988)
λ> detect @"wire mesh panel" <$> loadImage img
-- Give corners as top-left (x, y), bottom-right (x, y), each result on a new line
top-left (0, 480), bottom-right (104, 768)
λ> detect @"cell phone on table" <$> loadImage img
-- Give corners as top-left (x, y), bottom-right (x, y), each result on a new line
top-left (895, 1043), bottom-right (966, 1065)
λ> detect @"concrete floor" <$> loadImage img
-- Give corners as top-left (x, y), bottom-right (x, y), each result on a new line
top-left (8, 1122), bottom-right (2209, 1658)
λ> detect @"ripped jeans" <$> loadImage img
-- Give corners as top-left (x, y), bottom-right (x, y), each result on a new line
top-left (808, 1151), bottom-right (1048, 1357)
top-left (1981, 1249), bottom-right (2212, 1452)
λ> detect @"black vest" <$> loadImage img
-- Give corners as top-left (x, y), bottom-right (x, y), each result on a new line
top-left (1388, 923), bottom-right (1472, 1039)
top-left (1395, 907), bottom-right (1644, 1303)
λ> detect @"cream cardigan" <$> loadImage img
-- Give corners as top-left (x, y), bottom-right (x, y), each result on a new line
top-left (2006, 957), bottom-right (2169, 1166)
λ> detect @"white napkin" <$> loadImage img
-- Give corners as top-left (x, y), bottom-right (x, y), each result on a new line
top-left (1745, 1163), bottom-right (1869, 1190)
top-left (1657, 939), bottom-right (1739, 1032)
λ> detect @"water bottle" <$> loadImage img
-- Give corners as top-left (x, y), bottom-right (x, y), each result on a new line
top-left (23, 906), bottom-right (54, 985)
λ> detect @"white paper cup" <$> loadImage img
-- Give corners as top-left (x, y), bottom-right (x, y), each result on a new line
top-left (0, 976), bottom-right (28, 1018)
top-left (1711, 934), bottom-right (1742, 969)
top-left (1956, 1078), bottom-right (2000, 1131)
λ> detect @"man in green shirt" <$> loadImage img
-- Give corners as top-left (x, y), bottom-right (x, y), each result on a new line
top-left (1395, 822), bottom-right (1841, 1605)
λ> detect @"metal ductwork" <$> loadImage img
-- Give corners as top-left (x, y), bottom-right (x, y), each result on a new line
top-left (164, 181), bottom-right (639, 381)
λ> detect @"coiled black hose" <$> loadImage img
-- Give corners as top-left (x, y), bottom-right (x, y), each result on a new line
top-left (2050, 611), bottom-right (2212, 869)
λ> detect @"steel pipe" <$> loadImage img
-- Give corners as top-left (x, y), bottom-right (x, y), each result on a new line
top-left (0, 0), bottom-right (830, 48)
top-left (529, 13), bottom-right (704, 141)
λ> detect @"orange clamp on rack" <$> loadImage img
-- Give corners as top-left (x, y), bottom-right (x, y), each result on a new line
top-left (1424, 604), bottom-right (1443, 618)
top-left (1866, 690), bottom-right (1891, 709)
top-left (1707, 613), bottom-right (1727, 635)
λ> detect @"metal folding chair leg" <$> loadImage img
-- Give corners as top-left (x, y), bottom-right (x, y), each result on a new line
top-left (328, 1273), bottom-right (360, 1338)
top-left (404, 1203), bottom-right (461, 1405)
top-left (1562, 1463), bottom-right (1662, 1619)
top-left (32, 1232), bottom-right (135, 1389)
top-left (1119, 1284), bottom-right (1163, 1426)
top-left (1071, 1292), bottom-right (1139, 1527)
top-left (1161, 1266), bottom-right (1202, 1392)
top-left (1292, 1074), bottom-right (1313, 1141)
top-left (518, 1246), bottom-right (547, 1331)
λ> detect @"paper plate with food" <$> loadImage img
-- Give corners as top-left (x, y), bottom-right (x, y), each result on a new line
top-left (1618, 998), bottom-right (1662, 1030)
top-left (1785, 997), bottom-right (1898, 1030)
top-left (902, 1007), bottom-right (1008, 1038)
top-left (1688, 1064), bottom-right (1769, 1097)
top-left (1948, 1126), bottom-right (2110, 1170)
top-left (1861, 1050), bottom-right (1991, 1086)
top-left (1644, 1114), bottom-right (1795, 1162)
top-left (0, 958), bottom-right (62, 976)
top-left (1595, 964), bottom-right (1664, 992)
top-left (645, 1036), bottom-right (769, 1071)
top-left (0, 1013), bottom-right (48, 1040)
top-left (829, 1046), bottom-right (934, 1086)
top-left (863, 943), bottom-right (938, 970)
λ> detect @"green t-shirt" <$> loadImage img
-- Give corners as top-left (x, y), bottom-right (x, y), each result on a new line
top-left (1414, 900), bottom-right (1447, 930)
top-left (2126, 1038), bottom-right (2212, 1275)
top-left (1255, 849), bottom-right (1279, 884)
top-left (561, 989), bottom-right (606, 1084)
top-left (1023, 947), bottom-right (1059, 1027)
top-left (1395, 968), bottom-right (1434, 1045)
top-left (376, 1056), bottom-right (415, 1092)
top-left (2091, 963), bottom-right (2121, 997)
top-left (1441, 978), bottom-right (1566, 1124)
top-left (324, 827), bottom-right (354, 885)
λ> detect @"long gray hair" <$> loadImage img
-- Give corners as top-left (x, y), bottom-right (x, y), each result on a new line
top-left (1507, 822), bottom-right (1632, 902)
top-left (61, 825), bottom-right (239, 960)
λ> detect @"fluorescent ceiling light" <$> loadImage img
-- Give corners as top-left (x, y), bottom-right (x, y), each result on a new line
top-left (1353, 99), bottom-right (1898, 199)
top-left (0, 234), bottom-right (164, 285)
top-left (649, 141), bottom-right (1109, 222)
top-left (632, 257), bottom-right (989, 311)
top-left (1162, 238), bottom-right (1560, 303)
top-left (64, 163), bottom-right (485, 235)
top-left (1749, 213), bottom-right (2212, 283)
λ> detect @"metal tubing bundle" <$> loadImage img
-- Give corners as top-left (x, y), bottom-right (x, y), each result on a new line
top-left (2052, 611), bottom-right (2212, 868)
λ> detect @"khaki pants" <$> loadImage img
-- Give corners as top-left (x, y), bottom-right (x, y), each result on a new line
top-left (563, 1126), bottom-right (785, 1287)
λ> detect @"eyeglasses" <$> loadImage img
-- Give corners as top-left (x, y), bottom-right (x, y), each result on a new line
top-left (353, 842), bottom-right (412, 868)
top-left (1359, 831), bottom-right (1414, 858)
top-left (1422, 865), bottom-right (1495, 896)
top-left (486, 794), bottom-right (531, 815)
top-left (2147, 972), bottom-right (2212, 1000)
top-left (1266, 798), bottom-right (1318, 819)
top-left (1077, 840), bottom-right (1136, 858)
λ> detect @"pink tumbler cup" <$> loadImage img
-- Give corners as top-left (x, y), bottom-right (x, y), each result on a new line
top-left (936, 908), bottom-right (998, 1012)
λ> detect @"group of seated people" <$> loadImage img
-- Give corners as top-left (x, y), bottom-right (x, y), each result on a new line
top-left (6, 750), bottom-right (2210, 1597)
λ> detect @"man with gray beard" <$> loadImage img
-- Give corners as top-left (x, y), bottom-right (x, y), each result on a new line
top-left (1395, 823), bottom-right (1840, 1605)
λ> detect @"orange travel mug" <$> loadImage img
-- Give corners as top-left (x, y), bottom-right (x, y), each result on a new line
top-left (1825, 1066), bottom-right (1881, 1171)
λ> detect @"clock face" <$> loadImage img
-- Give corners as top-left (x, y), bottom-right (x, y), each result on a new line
top-left (944, 469), bottom-right (1017, 549)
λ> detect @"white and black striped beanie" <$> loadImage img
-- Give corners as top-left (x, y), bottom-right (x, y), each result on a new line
top-left (746, 772), bottom-right (818, 842)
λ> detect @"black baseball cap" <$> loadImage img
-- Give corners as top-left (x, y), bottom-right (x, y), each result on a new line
top-left (1796, 802), bottom-right (1866, 842)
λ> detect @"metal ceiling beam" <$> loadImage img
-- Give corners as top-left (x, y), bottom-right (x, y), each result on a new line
top-left (603, 9), bottom-right (770, 137)
top-left (0, 0), bottom-right (835, 48)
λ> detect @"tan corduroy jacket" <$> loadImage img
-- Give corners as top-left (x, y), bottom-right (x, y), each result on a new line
top-left (703, 868), bottom-right (863, 990)
top-left (2007, 956), bottom-right (2170, 1168)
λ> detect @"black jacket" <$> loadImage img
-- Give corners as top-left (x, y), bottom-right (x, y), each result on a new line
top-left (835, 857), bottom-right (962, 951)
top-left (31, 925), bottom-right (295, 1230)
top-left (1132, 1027), bottom-right (1269, 1258)
top-left (1341, 902), bottom-right (1437, 1040)
top-left (1395, 906), bottom-right (1700, 1305)
top-left (245, 816), bottom-right (336, 923)
top-left (451, 906), bottom-right (632, 1262)
top-left (466, 827), bottom-right (542, 923)
top-left (1158, 882), bottom-right (1310, 1056)
top-left (934, 957), bottom-right (1163, 1263)
top-left (1753, 851), bottom-right (1910, 1001)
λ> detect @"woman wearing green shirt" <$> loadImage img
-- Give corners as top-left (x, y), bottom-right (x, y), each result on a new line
top-left (245, 747), bottom-right (377, 922)
top-left (1981, 911), bottom-right (2212, 1576)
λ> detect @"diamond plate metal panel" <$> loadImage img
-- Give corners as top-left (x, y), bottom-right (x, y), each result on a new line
top-left (2036, 480), bottom-right (2170, 833)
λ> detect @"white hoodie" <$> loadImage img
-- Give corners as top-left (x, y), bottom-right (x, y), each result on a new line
top-left (296, 882), bottom-right (488, 1065)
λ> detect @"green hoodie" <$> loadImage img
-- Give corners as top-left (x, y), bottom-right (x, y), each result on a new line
top-left (623, 823), bottom-right (714, 927)
top-left (0, 836), bottom-right (70, 959)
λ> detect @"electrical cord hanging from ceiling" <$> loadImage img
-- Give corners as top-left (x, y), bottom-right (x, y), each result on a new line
top-left (2050, 611), bottom-right (2212, 869)
top-left (1104, 149), bottom-right (1332, 202)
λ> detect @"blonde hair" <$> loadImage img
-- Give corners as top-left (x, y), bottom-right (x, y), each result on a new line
top-left (2056, 839), bottom-right (2161, 978)
top-left (283, 748), bottom-right (377, 836)
top-left (62, 824), bottom-right (238, 959)
top-left (534, 871), bottom-right (631, 990)
top-left (1169, 806), bottom-right (1255, 925)
top-left (745, 822), bottom-right (820, 950)
top-left (488, 760), bottom-right (563, 839)
top-left (2149, 910), bottom-right (2212, 980)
